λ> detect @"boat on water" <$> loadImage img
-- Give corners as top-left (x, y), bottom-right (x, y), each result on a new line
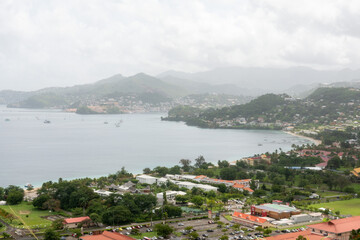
top-left (44, 120), bottom-right (51, 124)
top-left (24, 183), bottom-right (34, 189)
top-left (104, 121), bottom-right (108, 124)
top-left (4, 118), bottom-right (10, 122)
top-left (258, 143), bottom-right (263, 146)
top-left (115, 120), bottom-right (123, 127)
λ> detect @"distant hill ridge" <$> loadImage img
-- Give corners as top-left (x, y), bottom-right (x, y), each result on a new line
top-left (1, 73), bottom-right (188, 107)
top-left (3, 66), bottom-right (360, 107)
top-left (163, 87), bottom-right (360, 129)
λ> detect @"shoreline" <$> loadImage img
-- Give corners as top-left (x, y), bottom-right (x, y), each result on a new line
top-left (283, 131), bottom-right (321, 146)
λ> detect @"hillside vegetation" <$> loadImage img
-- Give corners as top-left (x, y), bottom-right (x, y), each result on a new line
top-left (163, 87), bottom-right (360, 129)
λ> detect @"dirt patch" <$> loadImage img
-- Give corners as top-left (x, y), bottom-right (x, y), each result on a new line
top-left (19, 210), bottom-right (31, 215)
top-left (42, 215), bottom-right (64, 221)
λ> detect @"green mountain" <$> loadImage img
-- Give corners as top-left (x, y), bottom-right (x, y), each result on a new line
top-left (100, 73), bottom-right (187, 97)
top-left (8, 94), bottom-right (69, 108)
top-left (164, 87), bottom-right (360, 129)
top-left (5, 73), bottom-right (188, 108)
top-left (307, 87), bottom-right (360, 104)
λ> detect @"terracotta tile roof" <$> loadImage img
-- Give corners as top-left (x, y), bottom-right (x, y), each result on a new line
top-left (64, 216), bottom-right (91, 224)
top-left (236, 179), bottom-right (252, 182)
top-left (308, 216), bottom-right (360, 234)
top-left (352, 168), bottom-right (360, 177)
top-left (233, 211), bottom-right (267, 223)
top-left (243, 187), bottom-right (254, 192)
top-left (266, 230), bottom-right (330, 240)
top-left (195, 175), bottom-right (207, 179)
top-left (233, 183), bottom-right (245, 189)
top-left (81, 231), bottom-right (136, 240)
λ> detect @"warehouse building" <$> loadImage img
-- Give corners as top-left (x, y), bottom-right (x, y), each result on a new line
top-left (251, 204), bottom-right (301, 220)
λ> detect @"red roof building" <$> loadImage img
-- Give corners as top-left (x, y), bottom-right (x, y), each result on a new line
top-left (232, 211), bottom-right (270, 228)
top-left (307, 216), bottom-right (360, 240)
top-left (266, 229), bottom-right (330, 240)
top-left (63, 216), bottom-right (91, 229)
top-left (81, 231), bottom-right (135, 240)
top-left (197, 176), bottom-right (257, 193)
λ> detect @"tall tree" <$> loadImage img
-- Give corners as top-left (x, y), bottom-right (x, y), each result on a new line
top-left (44, 228), bottom-right (60, 240)
top-left (154, 224), bottom-right (174, 238)
top-left (179, 159), bottom-right (192, 172)
top-left (194, 155), bottom-right (206, 168)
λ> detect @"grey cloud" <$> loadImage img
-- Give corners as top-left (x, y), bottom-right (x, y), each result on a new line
top-left (0, 0), bottom-right (360, 90)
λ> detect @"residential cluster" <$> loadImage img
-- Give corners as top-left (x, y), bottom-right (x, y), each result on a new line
top-left (65, 93), bottom-right (248, 114)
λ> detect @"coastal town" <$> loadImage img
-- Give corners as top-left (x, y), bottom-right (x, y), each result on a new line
top-left (65, 93), bottom-right (249, 114)
top-left (2, 131), bottom-right (360, 240)
top-left (2, 87), bottom-right (360, 240)
top-left (3, 1), bottom-right (360, 240)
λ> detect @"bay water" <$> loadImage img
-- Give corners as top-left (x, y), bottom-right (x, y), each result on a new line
top-left (0, 106), bottom-right (311, 187)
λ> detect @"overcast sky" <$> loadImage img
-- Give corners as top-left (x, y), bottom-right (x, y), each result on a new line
top-left (1, 0), bottom-right (360, 91)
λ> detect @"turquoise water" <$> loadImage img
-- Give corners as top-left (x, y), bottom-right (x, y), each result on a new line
top-left (0, 106), bottom-right (311, 187)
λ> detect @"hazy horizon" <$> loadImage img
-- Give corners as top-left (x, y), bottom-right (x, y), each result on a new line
top-left (2, 65), bottom-right (360, 93)
top-left (1, 1), bottom-right (360, 91)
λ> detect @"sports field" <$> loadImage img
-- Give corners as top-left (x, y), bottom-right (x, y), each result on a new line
top-left (0, 202), bottom-right (56, 229)
top-left (310, 198), bottom-right (360, 216)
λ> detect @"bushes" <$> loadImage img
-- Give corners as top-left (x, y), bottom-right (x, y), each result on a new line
top-left (7, 191), bottom-right (24, 205)
top-left (154, 224), bottom-right (174, 238)
top-left (0, 208), bottom-right (15, 223)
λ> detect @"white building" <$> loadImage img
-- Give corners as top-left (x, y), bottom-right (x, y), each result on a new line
top-left (94, 189), bottom-right (113, 197)
top-left (177, 181), bottom-right (198, 189)
top-left (165, 174), bottom-right (175, 179)
top-left (136, 174), bottom-right (158, 184)
top-left (309, 212), bottom-right (322, 221)
top-left (290, 214), bottom-right (311, 224)
top-left (156, 191), bottom-right (187, 205)
top-left (179, 175), bottom-right (197, 181)
top-left (174, 181), bottom-right (218, 192)
top-left (309, 193), bottom-right (320, 199)
top-left (196, 184), bottom-right (218, 192)
top-left (156, 191), bottom-right (186, 200)
top-left (157, 177), bottom-right (169, 185)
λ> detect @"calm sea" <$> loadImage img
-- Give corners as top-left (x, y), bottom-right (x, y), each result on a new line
top-left (0, 106), bottom-right (311, 187)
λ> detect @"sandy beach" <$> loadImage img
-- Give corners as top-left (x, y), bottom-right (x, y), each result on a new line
top-left (284, 131), bottom-right (322, 146)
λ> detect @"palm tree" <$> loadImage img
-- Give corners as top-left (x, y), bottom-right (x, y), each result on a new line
top-left (350, 228), bottom-right (360, 240)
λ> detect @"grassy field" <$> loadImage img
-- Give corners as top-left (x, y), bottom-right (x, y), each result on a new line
top-left (130, 231), bottom-right (158, 239)
top-left (310, 198), bottom-right (360, 216)
top-left (315, 191), bottom-right (347, 197)
top-left (0, 202), bottom-right (57, 229)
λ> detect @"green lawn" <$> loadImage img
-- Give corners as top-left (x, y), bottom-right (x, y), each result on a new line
top-left (130, 231), bottom-right (158, 239)
top-left (0, 202), bottom-right (57, 229)
top-left (310, 198), bottom-right (360, 216)
top-left (315, 191), bottom-right (347, 197)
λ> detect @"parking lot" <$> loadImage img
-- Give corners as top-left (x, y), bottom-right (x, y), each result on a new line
top-left (106, 216), bottom-right (309, 240)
